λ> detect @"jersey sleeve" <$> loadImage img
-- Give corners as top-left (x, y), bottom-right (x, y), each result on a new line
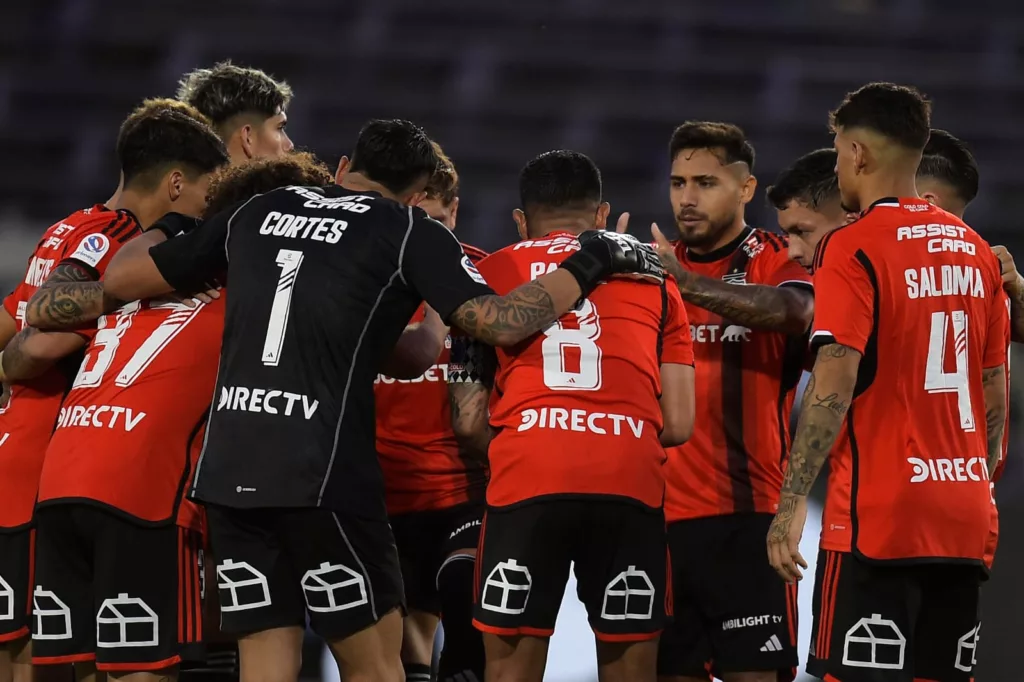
top-left (660, 280), bottom-right (694, 366)
top-left (149, 206), bottom-right (238, 292)
top-left (401, 215), bottom-right (495, 323)
top-left (751, 240), bottom-right (813, 290)
top-left (60, 212), bottom-right (137, 277)
top-left (809, 240), bottom-right (874, 354)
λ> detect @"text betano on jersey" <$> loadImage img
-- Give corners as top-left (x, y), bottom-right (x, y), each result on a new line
top-left (375, 244), bottom-right (490, 515)
top-left (37, 293), bottom-right (225, 532)
top-left (811, 197), bottom-right (1008, 565)
top-left (476, 231), bottom-right (694, 509)
top-left (662, 227), bottom-right (811, 522)
top-left (0, 206), bottom-right (139, 530)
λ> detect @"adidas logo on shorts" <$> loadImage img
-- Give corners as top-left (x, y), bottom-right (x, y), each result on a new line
top-left (761, 634), bottom-right (783, 652)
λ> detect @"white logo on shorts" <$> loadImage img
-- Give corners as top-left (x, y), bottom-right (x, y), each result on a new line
top-left (480, 559), bottom-right (531, 615)
top-left (842, 613), bottom-right (906, 670)
top-left (0, 573), bottom-right (14, 621)
top-left (600, 566), bottom-right (654, 621)
top-left (97, 594), bottom-right (158, 648)
top-left (955, 623), bottom-right (981, 672)
top-left (33, 587), bottom-right (72, 640)
top-left (217, 559), bottom-right (271, 612)
top-left (301, 562), bottom-right (368, 612)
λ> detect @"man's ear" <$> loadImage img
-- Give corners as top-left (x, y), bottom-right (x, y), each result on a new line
top-left (740, 173), bottom-right (758, 205)
top-left (239, 124), bottom-right (256, 160)
top-left (404, 191), bottom-right (428, 207)
top-left (596, 202), bottom-right (611, 229)
top-left (448, 197), bottom-right (460, 230)
top-left (512, 208), bottom-right (529, 241)
top-left (334, 156), bottom-right (350, 186)
top-left (921, 190), bottom-right (940, 208)
top-left (166, 169), bottom-right (185, 202)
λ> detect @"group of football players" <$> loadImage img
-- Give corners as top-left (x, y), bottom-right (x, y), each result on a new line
top-left (0, 59), bottom-right (1016, 682)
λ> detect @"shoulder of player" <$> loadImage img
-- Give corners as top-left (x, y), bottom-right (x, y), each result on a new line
top-left (66, 205), bottom-right (140, 244)
top-left (747, 227), bottom-right (789, 254)
top-left (461, 243), bottom-right (490, 263)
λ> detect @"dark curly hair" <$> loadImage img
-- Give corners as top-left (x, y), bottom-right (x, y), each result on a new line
top-left (204, 152), bottom-right (333, 217)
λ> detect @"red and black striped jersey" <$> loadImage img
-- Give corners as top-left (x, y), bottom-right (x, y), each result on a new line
top-left (0, 205), bottom-right (141, 529)
top-left (374, 243), bottom-right (490, 515)
top-left (662, 226), bottom-right (812, 522)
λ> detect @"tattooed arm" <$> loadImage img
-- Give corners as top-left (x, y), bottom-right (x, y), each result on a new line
top-left (672, 270), bottom-right (813, 335)
top-left (1007, 275), bottom-right (1024, 344)
top-left (767, 342), bottom-right (862, 582)
top-left (447, 335), bottom-right (497, 459)
top-left (0, 326), bottom-right (86, 382)
top-left (24, 261), bottom-right (125, 331)
top-left (982, 365), bottom-right (1007, 477)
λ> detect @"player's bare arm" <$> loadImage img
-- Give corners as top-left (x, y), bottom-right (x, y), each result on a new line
top-left (24, 260), bottom-right (126, 332)
top-left (652, 223), bottom-right (813, 334)
top-left (982, 364), bottom-right (1008, 476)
top-left (767, 342), bottom-right (861, 583)
top-left (447, 335), bottom-right (497, 459)
top-left (658, 363), bottom-right (695, 446)
top-left (992, 246), bottom-right (1024, 342)
top-left (0, 326), bottom-right (86, 382)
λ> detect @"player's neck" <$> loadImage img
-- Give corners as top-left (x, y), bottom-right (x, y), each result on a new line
top-left (857, 170), bottom-right (920, 213)
top-left (530, 218), bottom-right (593, 239)
top-left (110, 188), bottom-right (172, 231)
top-left (686, 217), bottom-right (747, 256)
top-left (338, 172), bottom-right (402, 203)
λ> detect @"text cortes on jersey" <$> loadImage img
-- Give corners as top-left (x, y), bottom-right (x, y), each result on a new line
top-left (257, 187), bottom-right (378, 244)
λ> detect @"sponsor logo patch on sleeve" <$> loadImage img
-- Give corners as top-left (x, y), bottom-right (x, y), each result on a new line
top-left (461, 255), bottom-right (488, 285)
top-left (68, 233), bottom-right (110, 268)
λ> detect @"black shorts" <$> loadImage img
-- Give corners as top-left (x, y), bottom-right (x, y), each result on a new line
top-left (474, 497), bottom-right (669, 642)
top-left (31, 505), bottom-right (204, 671)
top-left (206, 505), bottom-right (404, 641)
top-left (807, 550), bottom-right (982, 682)
top-left (0, 528), bottom-right (34, 643)
top-left (390, 502), bottom-right (483, 615)
top-left (659, 513), bottom-right (798, 680)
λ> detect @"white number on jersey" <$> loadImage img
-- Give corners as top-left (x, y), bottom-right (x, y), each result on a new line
top-left (924, 309), bottom-right (974, 432)
top-left (73, 300), bottom-right (205, 390)
top-left (261, 249), bottom-right (305, 367)
top-left (541, 298), bottom-right (603, 390)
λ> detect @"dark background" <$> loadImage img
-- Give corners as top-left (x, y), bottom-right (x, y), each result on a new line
top-left (2, 0), bottom-right (1023, 677)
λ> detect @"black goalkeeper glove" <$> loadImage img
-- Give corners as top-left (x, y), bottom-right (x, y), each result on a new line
top-left (152, 212), bottom-right (202, 239)
top-left (559, 230), bottom-right (666, 298)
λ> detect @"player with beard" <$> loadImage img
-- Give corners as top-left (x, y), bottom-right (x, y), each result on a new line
top-left (649, 122), bottom-right (813, 682)
top-left (766, 149), bottom-right (857, 270)
top-left (373, 145), bottom-right (489, 682)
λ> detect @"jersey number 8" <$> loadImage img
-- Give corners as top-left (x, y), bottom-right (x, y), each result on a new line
top-left (541, 298), bottom-right (603, 391)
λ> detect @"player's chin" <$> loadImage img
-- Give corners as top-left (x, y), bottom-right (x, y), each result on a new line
top-left (674, 221), bottom-right (711, 246)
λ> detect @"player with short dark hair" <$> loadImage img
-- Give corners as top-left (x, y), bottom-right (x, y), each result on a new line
top-left (767, 148), bottom-right (856, 269)
top-left (767, 82), bottom-right (1007, 682)
top-left (449, 150), bottom-right (695, 682)
top-left (88, 121), bottom-right (664, 682)
top-left (917, 129), bottom-right (980, 217)
top-left (177, 60), bottom-right (294, 163)
top-left (374, 143), bottom-right (489, 682)
top-left (0, 102), bottom-right (227, 682)
top-left (651, 122), bottom-right (812, 682)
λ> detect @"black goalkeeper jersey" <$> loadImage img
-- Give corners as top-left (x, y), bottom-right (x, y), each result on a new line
top-left (148, 185), bottom-right (494, 520)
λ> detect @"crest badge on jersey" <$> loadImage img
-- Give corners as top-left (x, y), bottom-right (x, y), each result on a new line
top-left (461, 256), bottom-right (488, 285)
top-left (69, 233), bottom-right (110, 268)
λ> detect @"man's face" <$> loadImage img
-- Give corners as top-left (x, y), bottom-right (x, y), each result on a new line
top-left (419, 196), bottom-right (458, 230)
top-left (669, 148), bottom-right (752, 250)
top-left (777, 198), bottom-right (854, 269)
top-left (833, 128), bottom-right (862, 213)
top-left (251, 109), bottom-right (293, 159)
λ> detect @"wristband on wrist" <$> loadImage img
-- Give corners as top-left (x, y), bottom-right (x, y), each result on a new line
top-left (558, 248), bottom-right (611, 299)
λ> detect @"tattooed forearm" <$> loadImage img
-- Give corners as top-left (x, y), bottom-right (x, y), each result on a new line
top-left (781, 343), bottom-right (861, 497)
top-left (451, 283), bottom-right (560, 347)
top-left (1, 328), bottom-right (48, 382)
top-left (25, 262), bottom-right (124, 330)
top-left (666, 265), bottom-right (813, 335)
top-left (448, 383), bottom-right (495, 459)
top-left (982, 364), bottom-right (1007, 476)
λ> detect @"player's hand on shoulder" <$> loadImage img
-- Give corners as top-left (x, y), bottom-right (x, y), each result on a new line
top-left (992, 245), bottom-right (1021, 290)
top-left (576, 228), bottom-right (665, 285)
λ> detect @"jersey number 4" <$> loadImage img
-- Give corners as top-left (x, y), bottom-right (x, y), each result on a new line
top-left (924, 309), bottom-right (974, 432)
top-left (541, 298), bottom-right (603, 391)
